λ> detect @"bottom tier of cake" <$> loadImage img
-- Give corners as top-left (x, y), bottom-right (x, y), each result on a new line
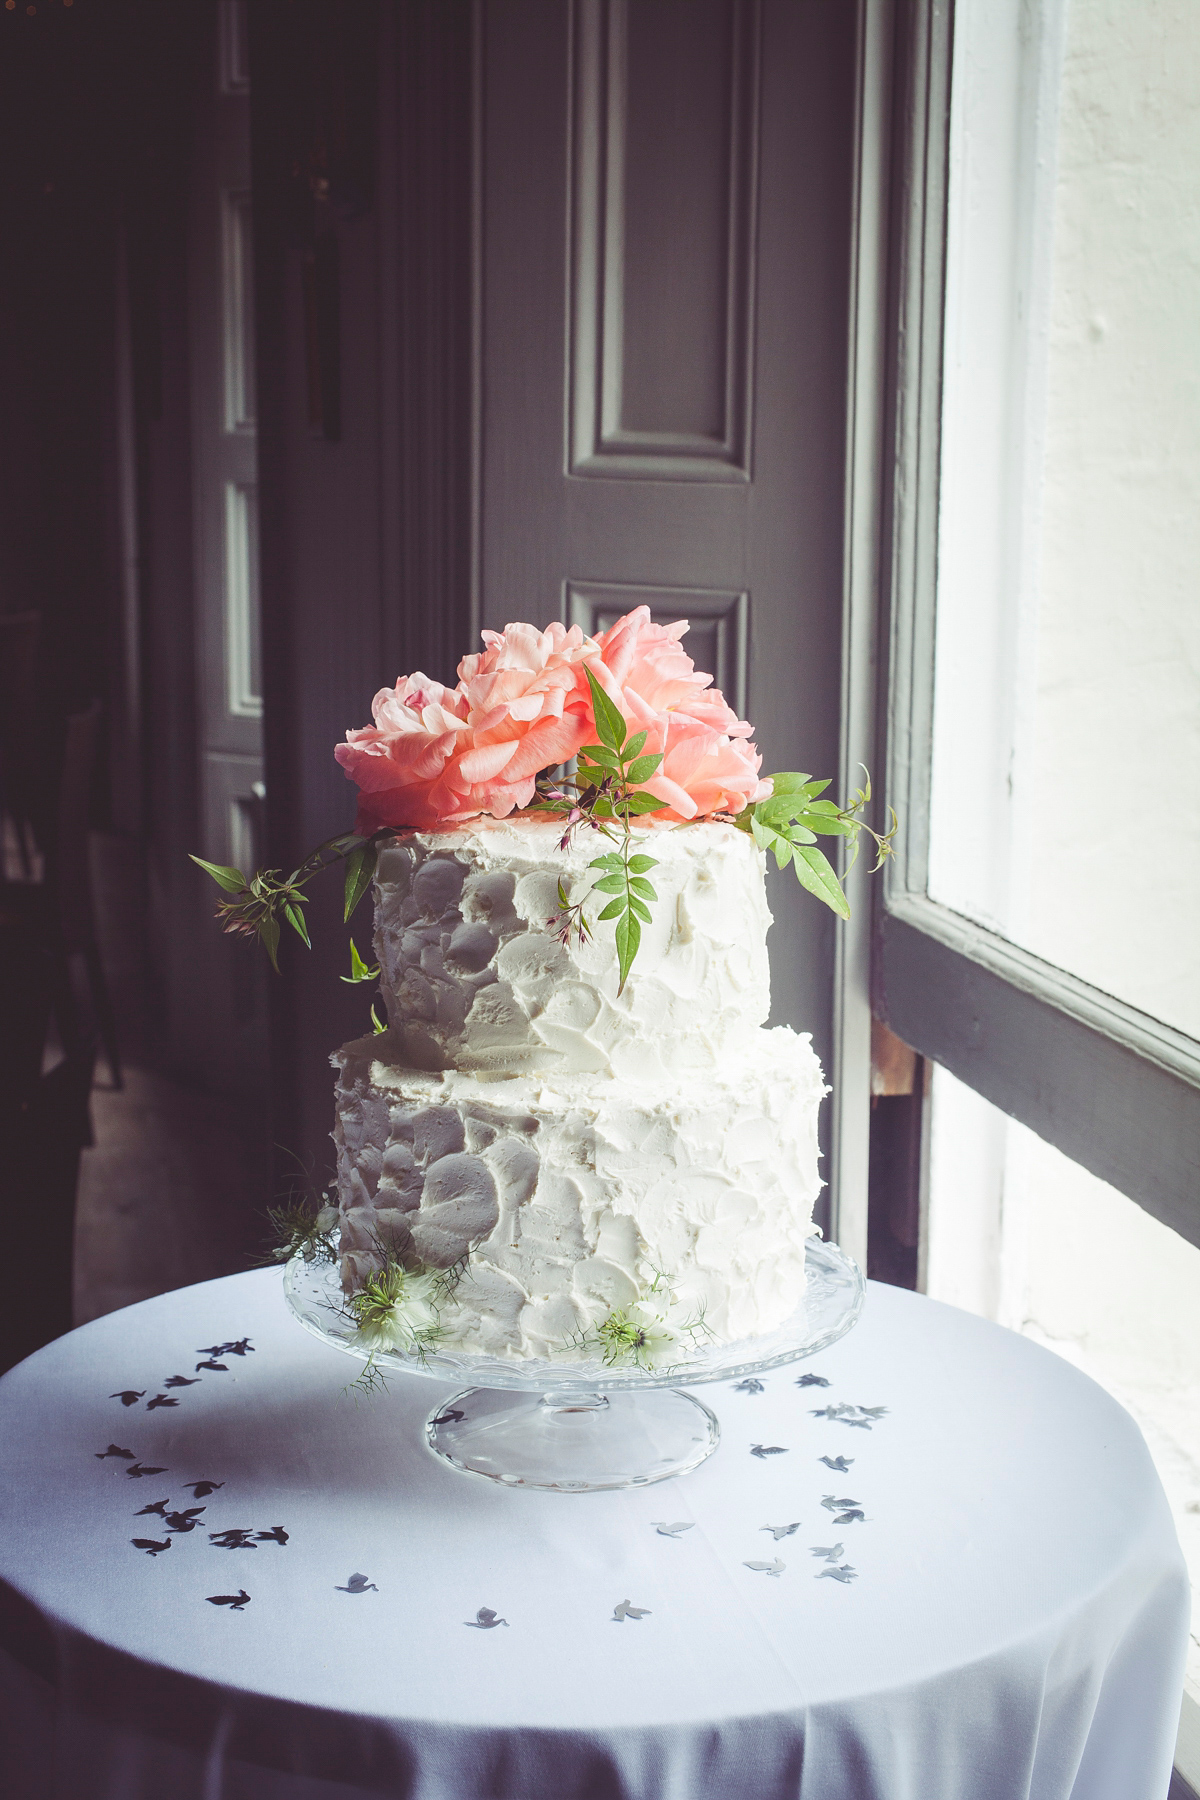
top-left (332, 1027), bottom-right (826, 1360)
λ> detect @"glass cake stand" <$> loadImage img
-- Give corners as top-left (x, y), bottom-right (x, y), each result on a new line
top-left (283, 1238), bottom-right (864, 1493)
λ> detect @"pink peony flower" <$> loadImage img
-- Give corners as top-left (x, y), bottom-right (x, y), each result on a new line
top-left (334, 606), bottom-right (769, 831)
top-left (335, 623), bottom-right (593, 833)
top-left (589, 606), bottom-right (770, 821)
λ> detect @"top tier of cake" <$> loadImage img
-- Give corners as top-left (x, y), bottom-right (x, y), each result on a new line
top-left (371, 817), bottom-right (771, 1081)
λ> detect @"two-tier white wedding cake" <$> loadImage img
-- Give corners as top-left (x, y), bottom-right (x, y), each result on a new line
top-left (331, 817), bottom-right (825, 1360)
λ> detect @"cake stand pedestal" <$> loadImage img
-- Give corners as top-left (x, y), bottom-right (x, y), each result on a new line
top-left (284, 1237), bottom-right (864, 1493)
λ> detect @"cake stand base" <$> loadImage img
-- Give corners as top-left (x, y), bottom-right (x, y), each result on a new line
top-left (424, 1386), bottom-right (720, 1493)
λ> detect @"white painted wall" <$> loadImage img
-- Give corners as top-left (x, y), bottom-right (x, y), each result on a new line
top-left (1025, 0), bottom-right (1200, 1039)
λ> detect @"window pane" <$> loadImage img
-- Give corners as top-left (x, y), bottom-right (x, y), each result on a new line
top-left (926, 1062), bottom-right (1200, 1689)
top-left (929, 0), bottom-right (1200, 1039)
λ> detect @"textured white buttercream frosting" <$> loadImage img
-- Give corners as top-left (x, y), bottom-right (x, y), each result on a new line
top-left (333, 1027), bottom-right (824, 1355)
top-left (371, 818), bottom-right (771, 1080)
top-left (333, 817), bottom-right (827, 1355)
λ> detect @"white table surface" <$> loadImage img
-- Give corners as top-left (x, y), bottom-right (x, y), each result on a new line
top-left (0, 1267), bottom-right (1188, 1800)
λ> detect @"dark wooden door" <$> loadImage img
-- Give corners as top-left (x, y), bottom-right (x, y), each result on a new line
top-left (477, 0), bottom-right (855, 1114)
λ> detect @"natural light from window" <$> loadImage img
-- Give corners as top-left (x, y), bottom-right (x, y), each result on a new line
top-left (929, 0), bottom-right (1200, 1041)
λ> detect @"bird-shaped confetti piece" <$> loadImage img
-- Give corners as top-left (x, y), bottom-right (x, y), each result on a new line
top-left (165, 1508), bottom-right (206, 1533)
top-left (612, 1599), bottom-right (651, 1621)
top-left (126, 1463), bottom-right (168, 1479)
top-left (652, 1522), bottom-right (694, 1537)
top-left (819, 1455), bottom-right (854, 1473)
top-left (255, 1527), bottom-right (289, 1546)
top-left (749, 1444), bottom-right (788, 1459)
top-left (336, 1573), bottom-right (377, 1593)
top-left (164, 1375), bottom-right (201, 1389)
top-left (195, 1360), bottom-right (227, 1374)
top-left (733, 1378), bottom-right (764, 1394)
top-left (431, 1409), bottom-right (466, 1425)
top-left (146, 1395), bottom-right (179, 1411)
top-left (816, 1564), bottom-right (857, 1584)
top-left (95, 1444), bottom-right (135, 1460)
top-left (184, 1480), bottom-right (224, 1499)
top-left (810, 1543), bottom-right (844, 1562)
top-left (207, 1590), bottom-right (250, 1610)
top-left (795, 1373), bottom-right (831, 1388)
top-left (110, 1392), bottom-right (144, 1407)
top-left (210, 1528), bottom-right (256, 1550)
top-left (820, 1495), bottom-right (860, 1513)
top-left (134, 1499), bottom-right (171, 1518)
top-left (744, 1559), bottom-right (785, 1577)
top-left (465, 1607), bottom-right (508, 1628)
top-left (761, 1523), bottom-right (800, 1541)
top-left (131, 1537), bottom-right (171, 1556)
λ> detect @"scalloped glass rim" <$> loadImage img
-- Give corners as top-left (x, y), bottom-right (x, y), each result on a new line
top-left (282, 1237), bottom-right (865, 1393)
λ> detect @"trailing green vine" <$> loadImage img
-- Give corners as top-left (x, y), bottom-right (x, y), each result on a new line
top-left (190, 830), bottom-right (385, 972)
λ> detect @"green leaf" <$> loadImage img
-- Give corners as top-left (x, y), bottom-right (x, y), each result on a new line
top-left (259, 913), bottom-right (281, 972)
top-left (615, 909), bottom-right (641, 993)
top-left (283, 901), bottom-right (312, 947)
top-left (765, 772), bottom-right (811, 795)
top-left (597, 897), bottom-right (625, 921)
top-left (801, 779), bottom-right (832, 800)
top-left (622, 791), bottom-right (668, 815)
top-left (629, 895), bottom-right (653, 924)
top-left (591, 873), bottom-right (626, 895)
top-left (628, 876), bottom-right (657, 900)
top-left (782, 825), bottom-right (817, 846)
top-left (750, 814), bottom-right (772, 852)
top-left (627, 853), bottom-right (658, 873)
top-left (772, 833), bottom-right (792, 870)
top-left (370, 1004), bottom-right (387, 1034)
top-left (589, 852), bottom-right (624, 872)
top-left (340, 937), bottom-right (378, 983)
top-left (578, 744), bottom-right (621, 770)
top-left (791, 845), bottom-right (851, 919)
top-left (190, 854), bottom-right (247, 894)
top-left (624, 754), bottom-right (663, 785)
top-left (792, 812), bottom-right (851, 838)
top-left (343, 842), bottom-right (377, 922)
top-left (755, 795), bottom-right (806, 828)
top-left (585, 664), bottom-right (628, 753)
top-left (623, 730), bottom-right (648, 760)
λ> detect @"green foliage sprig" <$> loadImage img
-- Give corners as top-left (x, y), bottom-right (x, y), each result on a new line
top-left (340, 938), bottom-right (380, 985)
top-left (190, 831), bottom-right (386, 972)
top-left (734, 769), bottom-right (897, 918)
top-left (534, 666), bottom-right (668, 992)
top-left (262, 1198), bottom-right (339, 1267)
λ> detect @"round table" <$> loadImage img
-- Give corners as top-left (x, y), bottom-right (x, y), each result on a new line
top-left (0, 1268), bottom-right (1188, 1800)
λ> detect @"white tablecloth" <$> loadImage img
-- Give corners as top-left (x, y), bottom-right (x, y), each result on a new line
top-left (0, 1268), bottom-right (1188, 1800)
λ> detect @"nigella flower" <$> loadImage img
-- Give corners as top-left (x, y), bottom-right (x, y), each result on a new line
top-left (349, 1265), bottom-right (443, 1352)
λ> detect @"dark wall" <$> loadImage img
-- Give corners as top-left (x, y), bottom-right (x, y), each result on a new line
top-left (0, 1), bottom-right (119, 740)
top-left (250, 0), bottom-right (475, 1179)
top-left (0, 1), bottom-right (200, 812)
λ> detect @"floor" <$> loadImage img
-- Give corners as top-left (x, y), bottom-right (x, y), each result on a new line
top-left (71, 832), bottom-right (268, 1326)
